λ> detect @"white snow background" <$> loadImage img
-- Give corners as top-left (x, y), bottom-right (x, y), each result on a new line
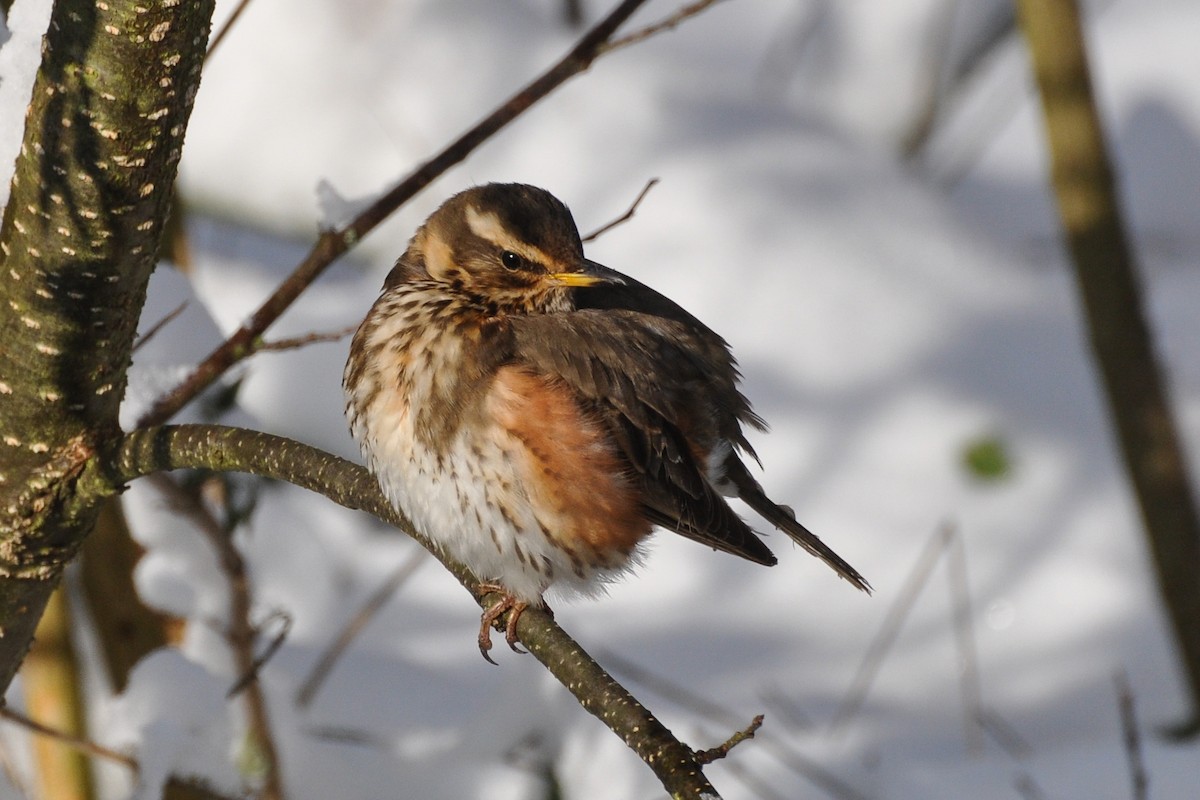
top-left (2, 0), bottom-right (1200, 797)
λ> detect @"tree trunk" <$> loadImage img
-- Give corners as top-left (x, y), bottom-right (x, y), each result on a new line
top-left (0, 0), bottom-right (215, 692)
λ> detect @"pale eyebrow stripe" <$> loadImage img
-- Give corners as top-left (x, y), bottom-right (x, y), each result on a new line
top-left (465, 205), bottom-right (560, 269)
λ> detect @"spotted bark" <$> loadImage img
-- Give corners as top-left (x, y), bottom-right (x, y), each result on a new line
top-left (0, 0), bottom-right (215, 692)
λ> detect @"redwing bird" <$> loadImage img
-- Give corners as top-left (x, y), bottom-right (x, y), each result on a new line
top-left (344, 183), bottom-right (868, 661)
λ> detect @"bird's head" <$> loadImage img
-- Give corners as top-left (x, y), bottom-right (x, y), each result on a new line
top-left (397, 183), bottom-right (620, 313)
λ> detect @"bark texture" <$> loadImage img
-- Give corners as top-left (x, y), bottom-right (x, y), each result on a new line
top-left (0, 0), bottom-right (215, 691)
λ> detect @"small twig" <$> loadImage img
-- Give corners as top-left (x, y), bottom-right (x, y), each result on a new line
top-left (295, 546), bottom-right (427, 707)
top-left (758, 685), bottom-right (813, 732)
top-left (694, 714), bottom-right (764, 764)
top-left (258, 325), bottom-right (357, 353)
top-left (601, 0), bottom-right (727, 53)
top-left (1115, 671), bottom-right (1148, 800)
top-left (561, 0), bottom-right (585, 28)
top-left (205, 0), bottom-right (256, 62)
top-left (831, 523), bottom-right (954, 734)
top-left (227, 611), bottom-right (293, 699)
top-left (302, 725), bottom-right (382, 747)
top-left (598, 648), bottom-right (747, 729)
top-left (582, 178), bottom-right (659, 242)
top-left (0, 707), bottom-right (137, 771)
top-left (947, 526), bottom-right (984, 755)
top-left (975, 707), bottom-right (1032, 760)
top-left (132, 301), bottom-right (188, 354)
top-left (148, 474), bottom-right (287, 800)
top-left (137, 0), bottom-right (656, 429)
top-left (1014, 773), bottom-right (1048, 800)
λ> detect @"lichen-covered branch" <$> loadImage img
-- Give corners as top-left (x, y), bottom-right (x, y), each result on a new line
top-left (98, 424), bottom-right (722, 798)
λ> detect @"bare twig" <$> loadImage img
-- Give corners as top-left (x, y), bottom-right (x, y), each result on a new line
top-left (562, 0), bottom-right (584, 28)
top-left (1114, 671), bottom-right (1148, 800)
top-left (137, 0), bottom-right (656, 429)
top-left (1014, 773), bottom-right (1048, 800)
top-left (227, 611), bottom-right (292, 699)
top-left (582, 178), bottom-right (660, 242)
top-left (133, 302), bottom-right (188, 354)
top-left (148, 474), bottom-right (286, 800)
top-left (758, 685), bottom-right (812, 732)
top-left (258, 325), bottom-right (357, 353)
top-left (601, 0), bottom-right (727, 53)
top-left (831, 524), bottom-right (953, 734)
top-left (694, 714), bottom-right (764, 764)
top-left (295, 546), bottom-right (427, 707)
top-left (975, 707), bottom-right (1032, 760)
top-left (599, 648), bottom-right (746, 727)
top-left (0, 707), bottom-right (138, 771)
top-left (205, 0), bottom-right (256, 62)
top-left (0, 708), bottom-right (239, 800)
top-left (947, 527), bottom-right (984, 755)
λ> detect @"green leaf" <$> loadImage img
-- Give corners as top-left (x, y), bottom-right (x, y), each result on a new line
top-left (962, 435), bottom-right (1012, 482)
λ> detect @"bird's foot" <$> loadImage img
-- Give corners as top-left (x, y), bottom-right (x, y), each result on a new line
top-left (477, 584), bottom-right (529, 665)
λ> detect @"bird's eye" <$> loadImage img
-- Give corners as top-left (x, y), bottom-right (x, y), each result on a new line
top-left (500, 251), bottom-right (523, 271)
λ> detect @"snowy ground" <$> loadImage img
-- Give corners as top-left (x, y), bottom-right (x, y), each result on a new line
top-left (2, 0), bottom-right (1200, 797)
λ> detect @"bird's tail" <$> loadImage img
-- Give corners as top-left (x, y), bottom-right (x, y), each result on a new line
top-left (725, 459), bottom-right (871, 592)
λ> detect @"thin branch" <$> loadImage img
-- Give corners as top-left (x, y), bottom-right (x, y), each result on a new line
top-left (599, 648), bottom-right (747, 728)
top-left (147, 473), bottom-right (287, 800)
top-left (601, 0), bottom-right (727, 54)
top-left (137, 0), bottom-right (655, 429)
top-left (1014, 773), bottom-right (1048, 800)
top-left (831, 523), bottom-right (953, 734)
top-left (975, 707), bottom-right (1032, 760)
top-left (258, 325), bottom-right (357, 353)
top-left (1114, 671), bottom-right (1148, 800)
top-left (205, 0), bottom-right (256, 62)
top-left (947, 526), bottom-right (984, 755)
top-left (133, 302), bottom-right (188, 354)
top-left (99, 424), bottom-right (722, 798)
top-left (0, 708), bottom-right (238, 800)
top-left (0, 707), bottom-right (136, 771)
top-left (228, 611), bottom-right (292, 699)
top-left (295, 547), bottom-right (427, 708)
top-left (582, 178), bottom-right (660, 242)
top-left (694, 715), bottom-right (763, 765)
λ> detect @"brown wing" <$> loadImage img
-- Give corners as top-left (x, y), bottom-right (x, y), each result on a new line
top-left (568, 267), bottom-right (869, 592)
top-left (510, 309), bottom-right (777, 567)
top-left (571, 262), bottom-right (767, 458)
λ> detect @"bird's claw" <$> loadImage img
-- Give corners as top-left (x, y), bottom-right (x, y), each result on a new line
top-left (476, 585), bottom-right (529, 664)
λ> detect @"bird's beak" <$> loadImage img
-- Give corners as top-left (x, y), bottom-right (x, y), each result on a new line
top-left (548, 259), bottom-right (625, 288)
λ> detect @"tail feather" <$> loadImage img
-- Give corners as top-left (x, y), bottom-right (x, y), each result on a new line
top-left (724, 457), bottom-right (871, 592)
